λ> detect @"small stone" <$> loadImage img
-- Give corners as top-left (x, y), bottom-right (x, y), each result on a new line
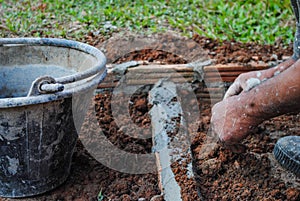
top-left (285, 188), bottom-right (300, 201)
top-left (234, 160), bottom-right (240, 169)
top-left (270, 54), bottom-right (278, 61)
top-left (236, 55), bottom-right (246, 62)
top-left (135, 98), bottom-right (148, 112)
top-left (121, 194), bottom-right (131, 201)
top-left (251, 56), bottom-right (259, 61)
top-left (200, 158), bottom-right (221, 175)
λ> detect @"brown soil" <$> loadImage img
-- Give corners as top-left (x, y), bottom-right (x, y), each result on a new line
top-left (114, 49), bottom-right (187, 64)
top-left (1, 33), bottom-right (299, 201)
top-left (192, 34), bottom-right (293, 64)
top-left (192, 104), bottom-right (300, 201)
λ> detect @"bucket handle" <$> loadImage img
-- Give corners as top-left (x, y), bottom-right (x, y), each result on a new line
top-left (27, 76), bottom-right (64, 96)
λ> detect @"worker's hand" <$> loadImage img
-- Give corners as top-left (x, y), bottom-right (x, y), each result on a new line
top-left (223, 71), bottom-right (262, 99)
top-left (212, 58), bottom-right (297, 152)
top-left (224, 58), bottom-right (296, 99)
top-left (211, 94), bottom-right (263, 152)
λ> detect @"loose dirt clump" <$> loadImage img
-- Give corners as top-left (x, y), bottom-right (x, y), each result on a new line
top-left (94, 88), bottom-right (153, 154)
top-left (114, 49), bottom-right (187, 64)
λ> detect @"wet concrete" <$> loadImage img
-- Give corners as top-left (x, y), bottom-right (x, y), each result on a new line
top-left (149, 80), bottom-right (199, 201)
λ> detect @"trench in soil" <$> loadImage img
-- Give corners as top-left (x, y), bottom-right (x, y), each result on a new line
top-left (93, 79), bottom-right (300, 200)
top-left (1, 39), bottom-right (299, 201)
top-left (93, 47), bottom-right (300, 200)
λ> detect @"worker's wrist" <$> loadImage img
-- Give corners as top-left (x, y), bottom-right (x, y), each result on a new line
top-left (235, 93), bottom-right (266, 126)
top-left (292, 23), bottom-right (300, 60)
top-left (257, 58), bottom-right (296, 82)
top-left (242, 82), bottom-right (284, 121)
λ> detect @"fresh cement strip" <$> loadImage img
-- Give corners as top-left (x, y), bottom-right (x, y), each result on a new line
top-left (149, 80), bottom-right (199, 201)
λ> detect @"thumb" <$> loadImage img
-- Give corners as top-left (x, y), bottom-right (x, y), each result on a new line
top-left (223, 81), bottom-right (242, 99)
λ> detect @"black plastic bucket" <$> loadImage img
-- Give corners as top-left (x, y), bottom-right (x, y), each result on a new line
top-left (0, 38), bottom-right (107, 197)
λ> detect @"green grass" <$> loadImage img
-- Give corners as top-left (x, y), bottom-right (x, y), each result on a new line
top-left (0, 0), bottom-right (295, 45)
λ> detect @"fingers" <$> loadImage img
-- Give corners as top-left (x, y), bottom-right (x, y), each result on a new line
top-left (223, 81), bottom-right (242, 99)
top-left (276, 57), bottom-right (296, 71)
top-left (244, 78), bottom-right (261, 91)
top-left (223, 58), bottom-right (296, 100)
top-left (215, 127), bottom-right (247, 153)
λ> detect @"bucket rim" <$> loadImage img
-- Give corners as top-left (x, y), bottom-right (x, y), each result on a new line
top-left (0, 38), bottom-right (107, 108)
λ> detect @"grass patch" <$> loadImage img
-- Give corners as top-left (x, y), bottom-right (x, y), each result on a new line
top-left (0, 0), bottom-right (295, 45)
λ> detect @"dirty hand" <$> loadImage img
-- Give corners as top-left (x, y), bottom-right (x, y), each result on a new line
top-left (211, 95), bottom-right (263, 152)
top-left (224, 58), bottom-right (296, 99)
top-left (223, 71), bottom-right (262, 99)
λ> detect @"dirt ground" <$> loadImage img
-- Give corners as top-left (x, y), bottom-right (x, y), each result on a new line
top-left (192, 103), bottom-right (300, 200)
top-left (1, 32), bottom-right (299, 201)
